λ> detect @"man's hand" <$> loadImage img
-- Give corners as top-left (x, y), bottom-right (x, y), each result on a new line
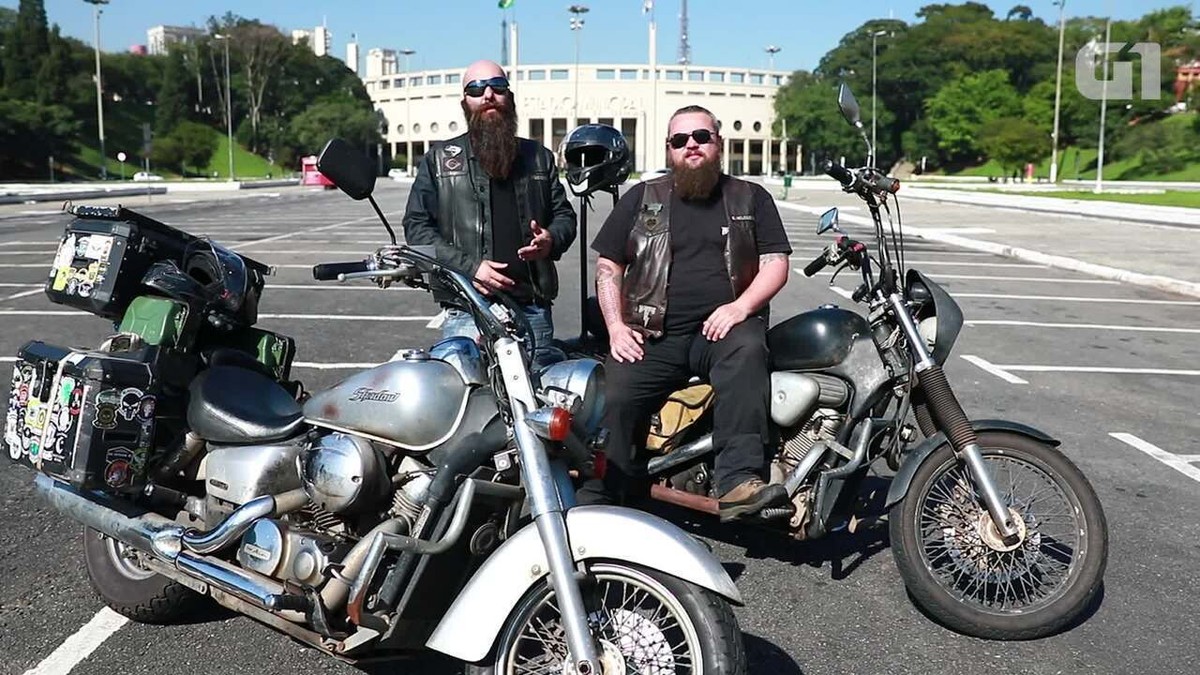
top-left (474, 260), bottom-right (516, 295)
top-left (517, 220), bottom-right (552, 261)
top-left (702, 302), bottom-right (750, 341)
top-left (607, 322), bottom-right (645, 363)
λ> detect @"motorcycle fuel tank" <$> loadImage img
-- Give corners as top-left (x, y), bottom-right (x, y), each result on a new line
top-left (767, 306), bottom-right (871, 371)
top-left (302, 352), bottom-right (471, 451)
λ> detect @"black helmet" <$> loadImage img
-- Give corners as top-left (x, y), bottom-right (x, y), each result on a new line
top-left (562, 124), bottom-right (631, 197)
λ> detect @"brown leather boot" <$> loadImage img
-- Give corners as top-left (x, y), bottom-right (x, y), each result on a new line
top-left (717, 478), bottom-right (789, 523)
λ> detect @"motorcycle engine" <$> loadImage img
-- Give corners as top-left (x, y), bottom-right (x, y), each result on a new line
top-left (299, 432), bottom-right (392, 514)
top-left (237, 519), bottom-right (347, 588)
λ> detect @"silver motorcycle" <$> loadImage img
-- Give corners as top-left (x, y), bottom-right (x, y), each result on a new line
top-left (22, 139), bottom-right (748, 674)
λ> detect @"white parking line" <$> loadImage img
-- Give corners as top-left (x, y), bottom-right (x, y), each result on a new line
top-left (966, 320), bottom-right (1200, 334)
top-left (0, 310), bottom-right (436, 322)
top-left (960, 355), bottom-right (1029, 384)
top-left (3, 288), bottom-right (42, 300)
top-left (0, 241), bottom-right (58, 246)
top-left (999, 365), bottom-right (1200, 376)
top-left (1110, 433), bottom-right (1200, 484)
top-left (0, 250), bottom-right (54, 256)
top-left (22, 607), bottom-right (128, 675)
top-left (951, 293), bottom-right (1200, 306)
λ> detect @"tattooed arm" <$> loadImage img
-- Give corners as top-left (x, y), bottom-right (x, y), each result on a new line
top-left (733, 252), bottom-right (791, 314)
top-left (596, 256), bottom-right (645, 362)
top-left (702, 253), bottom-right (790, 341)
top-left (596, 256), bottom-right (626, 329)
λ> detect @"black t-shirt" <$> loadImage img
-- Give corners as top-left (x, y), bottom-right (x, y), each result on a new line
top-left (489, 174), bottom-right (535, 303)
top-left (591, 175), bottom-right (792, 334)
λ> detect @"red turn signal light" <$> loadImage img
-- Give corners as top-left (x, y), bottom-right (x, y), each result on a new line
top-left (525, 406), bottom-right (574, 442)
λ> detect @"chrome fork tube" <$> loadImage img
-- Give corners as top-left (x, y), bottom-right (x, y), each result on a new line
top-left (496, 338), bottom-right (600, 674)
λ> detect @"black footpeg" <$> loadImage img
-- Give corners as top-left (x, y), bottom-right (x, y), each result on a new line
top-left (264, 593), bottom-right (312, 612)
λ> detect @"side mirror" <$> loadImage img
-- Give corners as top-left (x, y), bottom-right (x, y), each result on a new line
top-left (317, 138), bottom-right (376, 201)
top-left (817, 207), bottom-right (841, 234)
top-left (837, 83), bottom-right (863, 128)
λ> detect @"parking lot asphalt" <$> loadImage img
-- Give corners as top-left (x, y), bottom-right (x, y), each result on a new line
top-left (1, 181), bottom-right (1197, 675)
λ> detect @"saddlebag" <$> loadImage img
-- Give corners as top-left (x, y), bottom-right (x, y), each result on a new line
top-left (43, 205), bottom-right (202, 321)
top-left (4, 340), bottom-right (163, 494)
top-left (645, 382), bottom-right (715, 453)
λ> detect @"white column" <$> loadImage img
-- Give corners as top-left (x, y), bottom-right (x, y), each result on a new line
top-left (741, 138), bottom-right (749, 176)
top-left (779, 138), bottom-right (787, 175)
top-left (648, 19), bottom-right (658, 171)
top-left (722, 135), bottom-right (731, 174)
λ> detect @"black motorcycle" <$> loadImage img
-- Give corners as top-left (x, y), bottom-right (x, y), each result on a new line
top-left (558, 84), bottom-right (1109, 641)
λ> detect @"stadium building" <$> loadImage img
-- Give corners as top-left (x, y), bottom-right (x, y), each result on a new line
top-left (362, 21), bottom-right (799, 177)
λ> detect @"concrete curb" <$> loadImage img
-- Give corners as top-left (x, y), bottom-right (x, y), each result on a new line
top-left (899, 189), bottom-right (1200, 229)
top-left (774, 200), bottom-right (1200, 300)
top-left (0, 187), bottom-right (167, 205)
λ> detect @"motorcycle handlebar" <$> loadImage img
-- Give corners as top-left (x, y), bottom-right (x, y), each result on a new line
top-left (802, 253), bottom-right (829, 277)
top-left (822, 160), bottom-right (854, 187)
top-left (312, 261), bottom-right (371, 280)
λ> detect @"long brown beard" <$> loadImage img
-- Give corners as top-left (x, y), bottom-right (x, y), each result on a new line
top-left (463, 98), bottom-right (519, 179)
top-left (671, 154), bottom-right (721, 200)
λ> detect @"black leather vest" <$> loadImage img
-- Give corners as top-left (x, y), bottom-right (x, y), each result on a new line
top-left (429, 135), bottom-right (559, 304)
top-left (621, 175), bottom-right (759, 338)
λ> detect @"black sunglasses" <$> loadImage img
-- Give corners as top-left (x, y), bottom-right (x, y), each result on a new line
top-left (667, 128), bottom-right (716, 149)
top-left (463, 76), bottom-right (510, 97)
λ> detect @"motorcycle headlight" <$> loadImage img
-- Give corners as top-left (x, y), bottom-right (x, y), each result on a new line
top-left (537, 359), bottom-right (605, 435)
top-left (918, 316), bottom-right (938, 350)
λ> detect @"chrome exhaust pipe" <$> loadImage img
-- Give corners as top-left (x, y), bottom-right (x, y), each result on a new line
top-left (647, 434), bottom-right (714, 475)
top-left (33, 474), bottom-right (307, 622)
top-left (180, 488), bottom-right (307, 554)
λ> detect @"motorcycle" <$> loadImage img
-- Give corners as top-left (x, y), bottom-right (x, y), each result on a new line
top-left (557, 84), bottom-right (1109, 641)
top-left (3, 138), bottom-right (749, 674)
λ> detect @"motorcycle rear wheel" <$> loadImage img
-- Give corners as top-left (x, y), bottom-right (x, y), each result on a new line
top-left (889, 431), bottom-right (1108, 640)
top-left (466, 561), bottom-right (746, 675)
top-left (82, 527), bottom-right (203, 624)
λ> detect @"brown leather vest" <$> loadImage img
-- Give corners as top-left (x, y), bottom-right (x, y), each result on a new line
top-left (621, 175), bottom-right (760, 338)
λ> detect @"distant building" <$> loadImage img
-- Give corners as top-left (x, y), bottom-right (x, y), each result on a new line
top-left (366, 48), bottom-right (398, 79)
top-left (312, 25), bottom-right (331, 57)
top-left (346, 36), bottom-right (360, 77)
top-left (146, 25), bottom-right (205, 56)
top-left (291, 29), bottom-right (312, 47)
top-left (292, 25), bottom-right (332, 58)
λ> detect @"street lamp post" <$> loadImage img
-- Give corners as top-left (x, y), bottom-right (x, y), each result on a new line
top-left (569, 5), bottom-right (588, 125)
top-left (214, 34), bottom-right (235, 180)
top-left (870, 29), bottom-right (890, 168)
top-left (1050, 0), bottom-right (1067, 183)
top-left (400, 48), bottom-right (415, 176)
top-left (764, 45), bottom-right (780, 71)
top-left (83, 0), bottom-right (109, 180)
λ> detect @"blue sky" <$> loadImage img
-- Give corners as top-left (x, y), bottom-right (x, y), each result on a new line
top-left (16, 0), bottom-right (1176, 74)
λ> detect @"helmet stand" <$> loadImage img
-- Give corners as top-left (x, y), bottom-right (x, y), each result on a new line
top-left (574, 186), bottom-right (620, 342)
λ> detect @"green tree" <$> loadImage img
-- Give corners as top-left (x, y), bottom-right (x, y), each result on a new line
top-left (0, 98), bottom-right (79, 176)
top-left (4, 0), bottom-right (49, 99)
top-left (978, 116), bottom-right (1048, 175)
top-left (925, 69), bottom-right (1022, 163)
top-left (288, 99), bottom-right (382, 160)
top-left (774, 72), bottom-right (881, 170)
top-left (155, 48), bottom-right (192, 134)
top-left (35, 24), bottom-right (73, 107)
top-left (172, 121), bottom-right (219, 175)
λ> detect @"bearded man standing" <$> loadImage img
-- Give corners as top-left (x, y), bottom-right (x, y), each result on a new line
top-left (402, 60), bottom-right (577, 353)
top-left (576, 105), bottom-right (793, 522)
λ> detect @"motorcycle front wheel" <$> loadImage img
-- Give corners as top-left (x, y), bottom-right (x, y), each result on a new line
top-left (889, 430), bottom-right (1108, 640)
top-left (466, 561), bottom-right (747, 675)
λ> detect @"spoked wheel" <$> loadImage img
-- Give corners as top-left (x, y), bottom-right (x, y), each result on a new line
top-left (890, 431), bottom-right (1108, 640)
top-left (468, 562), bottom-right (746, 675)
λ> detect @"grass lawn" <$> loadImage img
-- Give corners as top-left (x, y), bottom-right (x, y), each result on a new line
top-left (1002, 190), bottom-right (1200, 209)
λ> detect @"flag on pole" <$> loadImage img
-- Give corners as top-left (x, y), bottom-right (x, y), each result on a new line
top-left (642, 0), bottom-right (654, 14)
top-left (498, 0), bottom-right (514, 8)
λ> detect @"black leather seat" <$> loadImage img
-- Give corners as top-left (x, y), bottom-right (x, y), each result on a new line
top-left (187, 366), bottom-right (304, 445)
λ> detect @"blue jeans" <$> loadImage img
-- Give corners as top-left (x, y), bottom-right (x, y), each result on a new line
top-left (441, 304), bottom-right (563, 370)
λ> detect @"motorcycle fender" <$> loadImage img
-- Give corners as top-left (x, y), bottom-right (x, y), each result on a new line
top-left (424, 505), bottom-right (742, 663)
top-left (884, 419), bottom-right (1061, 510)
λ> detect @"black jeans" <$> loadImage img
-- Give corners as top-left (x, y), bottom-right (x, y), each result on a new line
top-left (578, 317), bottom-right (772, 504)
